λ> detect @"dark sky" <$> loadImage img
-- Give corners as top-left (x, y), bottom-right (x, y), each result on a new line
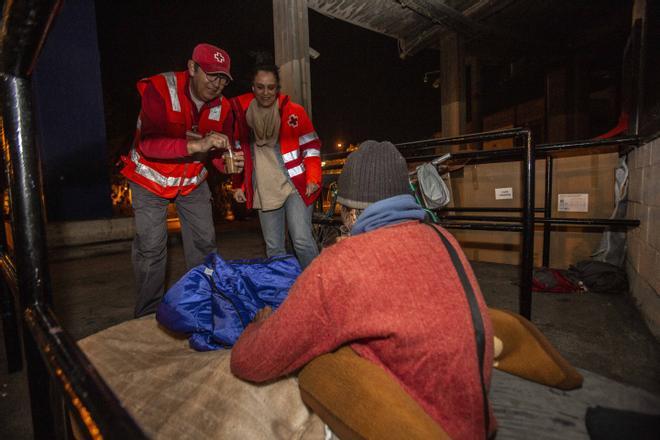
top-left (94, 0), bottom-right (442, 154)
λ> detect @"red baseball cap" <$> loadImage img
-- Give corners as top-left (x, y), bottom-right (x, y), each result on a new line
top-left (192, 43), bottom-right (232, 80)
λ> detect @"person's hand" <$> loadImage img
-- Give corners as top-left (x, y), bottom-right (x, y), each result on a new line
top-left (233, 188), bottom-right (247, 203)
top-left (253, 306), bottom-right (273, 323)
top-left (305, 181), bottom-right (320, 197)
top-left (232, 151), bottom-right (245, 173)
top-left (187, 131), bottom-right (229, 154)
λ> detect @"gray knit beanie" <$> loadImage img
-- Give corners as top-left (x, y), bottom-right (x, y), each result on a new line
top-left (336, 140), bottom-right (410, 209)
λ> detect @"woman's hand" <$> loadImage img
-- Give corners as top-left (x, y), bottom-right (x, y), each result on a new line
top-left (305, 181), bottom-right (319, 197)
top-left (233, 188), bottom-right (247, 203)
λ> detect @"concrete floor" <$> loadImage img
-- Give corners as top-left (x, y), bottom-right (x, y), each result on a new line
top-left (1, 218), bottom-right (659, 438)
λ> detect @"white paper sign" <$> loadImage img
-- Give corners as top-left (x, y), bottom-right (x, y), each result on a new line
top-left (495, 187), bottom-right (513, 200)
top-left (558, 193), bottom-right (589, 212)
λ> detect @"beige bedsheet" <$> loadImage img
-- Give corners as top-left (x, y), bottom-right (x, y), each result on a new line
top-left (78, 317), bottom-right (325, 439)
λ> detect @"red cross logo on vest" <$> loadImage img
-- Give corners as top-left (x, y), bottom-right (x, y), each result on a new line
top-left (214, 51), bottom-right (225, 63)
top-left (288, 114), bottom-right (299, 128)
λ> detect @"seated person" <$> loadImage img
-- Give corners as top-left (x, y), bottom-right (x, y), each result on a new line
top-left (231, 140), bottom-right (496, 440)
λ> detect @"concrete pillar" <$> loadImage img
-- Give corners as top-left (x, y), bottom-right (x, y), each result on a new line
top-left (545, 67), bottom-right (569, 143)
top-left (465, 55), bottom-right (482, 142)
top-left (440, 32), bottom-right (465, 145)
top-left (546, 57), bottom-right (590, 143)
top-left (272, 0), bottom-right (313, 116)
top-left (568, 54), bottom-right (590, 140)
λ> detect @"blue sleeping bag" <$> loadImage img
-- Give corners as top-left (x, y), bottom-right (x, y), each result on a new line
top-left (156, 253), bottom-right (301, 351)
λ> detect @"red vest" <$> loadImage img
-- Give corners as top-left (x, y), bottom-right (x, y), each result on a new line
top-left (231, 93), bottom-right (322, 208)
top-left (121, 71), bottom-right (231, 198)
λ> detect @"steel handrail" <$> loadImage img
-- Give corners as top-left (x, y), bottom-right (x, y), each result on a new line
top-left (320, 132), bottom-right (640, 165)
top-left (0, 1), bottom-right (147, 438)
top-left (435, 215), bottom-right (640, 227)
top-left (320, 127), bottom-right (537, 318)
top-left (319, 128), bottom-right (641, 320)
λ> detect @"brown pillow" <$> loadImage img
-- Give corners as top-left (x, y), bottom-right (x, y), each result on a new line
top-left (298, 346), bottom-right (450, 440)
top-left (489, 308), bottom-right (583, 390)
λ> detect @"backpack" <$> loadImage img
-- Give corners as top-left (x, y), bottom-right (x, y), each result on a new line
top-left (416, 162), bottom-right (451, 209)
top-left (567, 260), bottom-right (628, 294)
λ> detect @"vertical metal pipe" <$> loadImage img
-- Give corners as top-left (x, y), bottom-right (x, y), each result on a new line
top-left (1, 73), bottom-right (56, 439)
top-left (520, 130), bottom-right (535, 320)
top-left (542, 156), bottom-right (553, 267)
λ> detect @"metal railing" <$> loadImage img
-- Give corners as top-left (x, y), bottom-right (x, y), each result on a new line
top-left (0, 1), bottom-right (146, 438)
top-left (319, 128), bottom-right (641, 320)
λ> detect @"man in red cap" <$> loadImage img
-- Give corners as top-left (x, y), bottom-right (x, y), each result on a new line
top-left (121, 43), bottom-right (244, 318)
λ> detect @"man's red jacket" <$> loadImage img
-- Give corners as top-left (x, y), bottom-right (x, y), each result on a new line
top-left (122, 70), bottom-right (233, 198)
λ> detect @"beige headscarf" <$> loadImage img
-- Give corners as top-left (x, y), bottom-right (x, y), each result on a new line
top-left (246, 99), bottom-right (280, 148)
top-left (245, 98), bottom-right (292, 210)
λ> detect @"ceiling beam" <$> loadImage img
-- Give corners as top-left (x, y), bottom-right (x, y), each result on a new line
top-left (398, 0), bottom-right (483, 38)
top-left (399, 25), bottom-right (444, 58)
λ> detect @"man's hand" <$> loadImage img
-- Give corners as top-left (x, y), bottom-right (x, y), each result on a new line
top-left (253, 306), bottom-right (273, 323)
top-left (233, 188), bottom-right (247, 203)
top-left (187, 131), bottom-right (229, 155)
top-left (305, 181), bottom-right (320, 197)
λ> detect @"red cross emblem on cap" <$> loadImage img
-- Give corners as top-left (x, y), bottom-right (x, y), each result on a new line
top-left (288, 114), bottom-right (299, 128)
top-left (214, 51), bottom-right (225, 63)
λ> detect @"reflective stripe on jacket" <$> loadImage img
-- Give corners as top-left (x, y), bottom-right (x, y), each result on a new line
top-left (121, 70), bottom-right (230, 198)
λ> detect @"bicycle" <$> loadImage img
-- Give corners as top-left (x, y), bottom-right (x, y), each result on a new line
top-left (312, 180), bottom-right (344, 249)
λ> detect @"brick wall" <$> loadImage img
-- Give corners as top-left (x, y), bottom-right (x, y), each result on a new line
top-left (626, 136), bottom-right (660, 340)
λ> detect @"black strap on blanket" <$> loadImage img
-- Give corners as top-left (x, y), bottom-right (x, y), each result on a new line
top-left (424, 222), bottom-right (490, 439)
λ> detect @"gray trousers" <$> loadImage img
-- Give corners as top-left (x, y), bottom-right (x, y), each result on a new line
top-left (131, 182), bottom-right (217, 317)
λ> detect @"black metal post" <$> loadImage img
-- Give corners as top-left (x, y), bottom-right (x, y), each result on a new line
top-left (1, 73), bottom-right (57, 439)
top-left (520, 131), bottom-right (535, 320)
top-left (542, 157), bottom-right (553, 267)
